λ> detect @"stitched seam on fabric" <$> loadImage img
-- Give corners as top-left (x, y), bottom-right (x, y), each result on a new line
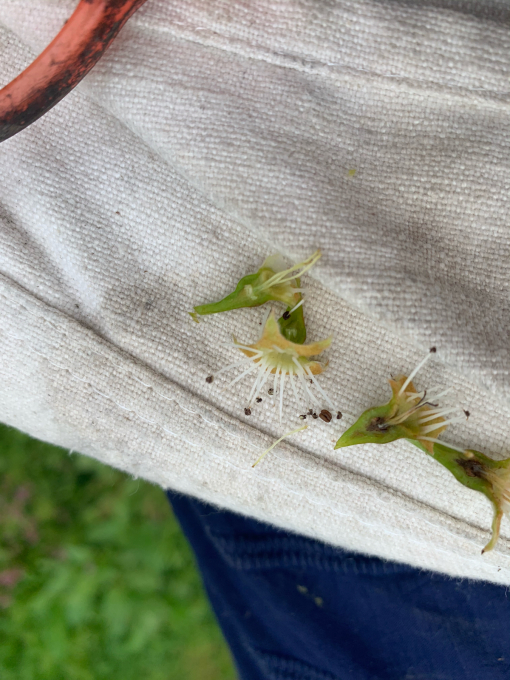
top-left (2, 290), bottom-right (509, 569)
top-left (202, 530), bottom-right (416, 574)
top-left (0, 269), bottom-right (508, 558)
top-left (2, 287), bottom-right (508, 557)
top-left (249, 646), bottom-right (342, 680)
top-left (4, 330), bottom-right (509, 568)
top-left (134, 19), bottom-right (510, 102)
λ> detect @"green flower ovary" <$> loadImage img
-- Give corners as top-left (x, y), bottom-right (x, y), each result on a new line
top-left (191, 251), bottom-right (321, 343)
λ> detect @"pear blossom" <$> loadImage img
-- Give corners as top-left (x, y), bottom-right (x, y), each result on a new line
top-left (191, 250), bottom-right (321, 343)
top-left (212, 310), bottom-right (333, 422)
top-left (335, 349), bottom-right (465, 453)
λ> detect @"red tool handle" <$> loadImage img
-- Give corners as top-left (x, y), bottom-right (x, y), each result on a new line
top-left (0, 0), bottom-right (147, 142)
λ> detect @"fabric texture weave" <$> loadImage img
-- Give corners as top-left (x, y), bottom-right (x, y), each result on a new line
top-left (0, 0), bottom-right (509, 582)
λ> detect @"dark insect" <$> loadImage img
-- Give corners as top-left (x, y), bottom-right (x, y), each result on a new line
top-left (282, 311), bottom-right (291, 320)
top-left (268, 388), bottom-right (274, 395)
top-left (256, 397), bottom-right (262, 403)
top-left (464, 410), bottom-right (470, 418)
top-left (319, 409), bottom-right (332, 423)
top-left (244, 407), bottom-right (252, 416)
top-left (206, 375), bottom-right (214, 383)
top-left (336, 411), bottom-right (343, 420)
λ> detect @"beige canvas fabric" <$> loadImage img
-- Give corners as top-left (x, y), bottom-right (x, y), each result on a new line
top-left (1, 0), bottom-right (509, 583)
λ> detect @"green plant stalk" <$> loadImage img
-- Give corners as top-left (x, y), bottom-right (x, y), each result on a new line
top-left (411, 440), bottom-right (509, 553)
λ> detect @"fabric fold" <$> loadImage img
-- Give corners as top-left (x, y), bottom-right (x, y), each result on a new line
top-left (1, 0), bottom-right (510, 580)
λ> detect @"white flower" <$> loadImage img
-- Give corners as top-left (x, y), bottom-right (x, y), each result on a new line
top-left (213, 310), bottom-right (333, 421)
top-left (336, 348), bottom-right (467, 452)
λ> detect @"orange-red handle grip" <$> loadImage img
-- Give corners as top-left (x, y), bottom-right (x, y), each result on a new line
top-left (0, 0), bottom-right (147, 142)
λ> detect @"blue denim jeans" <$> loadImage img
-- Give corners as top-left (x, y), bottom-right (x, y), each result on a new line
top-left (167, 491), bottom-right (510, 680)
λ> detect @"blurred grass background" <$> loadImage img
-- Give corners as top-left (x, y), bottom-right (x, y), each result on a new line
top-left (0, 423), bottom-right (237, 680)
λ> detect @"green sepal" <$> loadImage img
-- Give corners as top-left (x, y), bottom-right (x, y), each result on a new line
top-left (334, 402), bottom-right (413, 449)
top-left (334, 374), bottom-right (448, 451)
top-left (277, 302), bottom-right (306, 344)
top-left (191, 250), bottom-right (321, 322)
top-left (192, 270), bottom-right (275, 316)
top-left (411, 440), bottom-right (496, 499)
top-left (192, 265), bottom-right (307, 343)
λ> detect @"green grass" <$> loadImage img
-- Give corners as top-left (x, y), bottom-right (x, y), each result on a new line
top-left (0, 424), bottom-right (236, 680)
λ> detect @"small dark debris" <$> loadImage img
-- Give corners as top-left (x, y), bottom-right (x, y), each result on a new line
top-left (206, 375), bottom-right (214, 383)
top-left (244, 407), bottom-right (252, 416)
top-left (312, 413), bottom-right (318, 419)
top-left (336, 411), bottom-right (343, 420)
top-left (319, 410), bottom-right (332, 423)
top-left (282, 311), bottom-right (291, 320)
top-left (309, 379), bottom-right (313, 384)
top-left (299, 415), bottom-right (307, 420)
top-left (430, 346), bottom-right (437, 353)
top-left (268, 388), bottom-right (274, 395)
top-left (464, 410), bottom-right (470, 418)
top-left (256, 397), bottom-right (262, 403)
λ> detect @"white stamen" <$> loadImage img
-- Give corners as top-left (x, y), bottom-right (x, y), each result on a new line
top-left (226, 343), bottom-right (264, 355)
top-left (273, 363), bottom-right (281, 397)
top-left (303, 364), bottom-right (335, 409)
top-left (425, 387), bottom-right (453, 402)
top-left (420, 416), bottom-right (465, 435)
top-left (251, 424), bottom-right (308, 468)
top-left (419, 437), bottom-right (467, 454)
top-left (224, 361), bottom-right (260, 390)
top-left (293, 357), bottom-right (321, 407)
top-left (386, 399), bottom-right (430, 426)
top-left (288, 298), bottom-right (305, 314)
top-left (406, 391), bottom-right (425, 403)
top-left (252, 363), bottom-right (273, 403)
top-left (279, 369), bottom-right (286, 423)
top-left (247, 358), bottom-right (269, 405)
top-left (215, 355), bottom-right (260, 376)
top-left (417, 407), bottom-right (459, 424)
top-left (398, 350), bottom-right (436, 396)
top-left (288, 368), bottom-right (301, 408)
top-left (259, 251), bottom-right (321, 292)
